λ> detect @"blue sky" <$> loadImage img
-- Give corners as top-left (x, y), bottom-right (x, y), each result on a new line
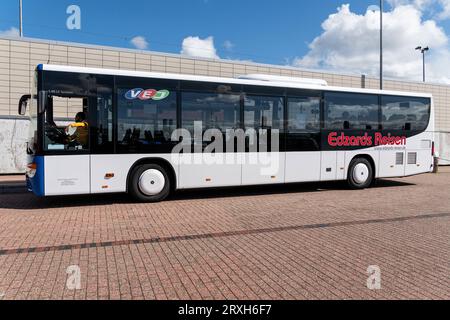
top-left (0, 0), bottom-right (406, 63)
top-left (2, 0), bottom-right (450, 82)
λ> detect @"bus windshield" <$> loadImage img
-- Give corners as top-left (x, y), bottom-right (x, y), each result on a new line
top-left (36, 70), bottom-right (114, 154)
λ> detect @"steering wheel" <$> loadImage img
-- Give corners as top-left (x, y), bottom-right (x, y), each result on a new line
top-left (45, 125), bottom-right (68, 144)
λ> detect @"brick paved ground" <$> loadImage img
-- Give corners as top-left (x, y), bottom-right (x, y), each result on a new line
top-left (0, 170), bottom-right (449, 300)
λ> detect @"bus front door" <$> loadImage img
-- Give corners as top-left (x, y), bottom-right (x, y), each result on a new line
top-left (42, 95), bottom-right (91, 196)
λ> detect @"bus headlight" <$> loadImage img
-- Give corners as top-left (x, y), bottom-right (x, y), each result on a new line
top-left (26, 163), bottom-right (37, 178)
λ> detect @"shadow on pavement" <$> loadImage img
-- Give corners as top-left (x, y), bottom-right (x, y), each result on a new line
top-left (0, 179), bottom-right (415, 210)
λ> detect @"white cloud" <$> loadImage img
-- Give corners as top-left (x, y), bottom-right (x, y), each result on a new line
top-left (386, 0), bottom-right (450, 19)
top-left (181, 36), bottom-right (219, 59)
top-left (386, 0), bottom-right (432, 9)
top-left (223, 40), bottom-right (235, 51)
top-left (130, 36), bottom-right (149, 50)
top-left (437, 0), bottom-right (450, 19)
top-left (293, 4), bottom-right (450, 83)
top-left (0, 27), bottom-right (20, 38)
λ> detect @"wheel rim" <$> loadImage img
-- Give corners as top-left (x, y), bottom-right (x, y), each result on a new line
top-left (138, 169), bottom-right (165, 196)
top-left (352, 163), bottom-right (370, 185)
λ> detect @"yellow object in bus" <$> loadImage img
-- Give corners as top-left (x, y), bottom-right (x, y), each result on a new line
top-left (68, 122), bottom-right (88, 128)
top-left (68, 121), bottom-right (89, 147)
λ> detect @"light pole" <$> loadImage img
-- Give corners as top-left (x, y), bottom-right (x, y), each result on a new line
top-left (380, 0), bottom-right (383, 90)
top-left (415, 46), bottom-right (429, 82)
top-left (19, 0), bottom-right (23, 37)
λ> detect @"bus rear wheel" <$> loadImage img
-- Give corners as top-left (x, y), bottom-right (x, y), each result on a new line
top-left (129, 164), bottom-right (170, 202)
top-left (347, 158), bottom-right (373, 189)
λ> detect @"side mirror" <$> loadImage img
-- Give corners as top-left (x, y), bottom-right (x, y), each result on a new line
top-left (18, 95), bottom-right (31, 116)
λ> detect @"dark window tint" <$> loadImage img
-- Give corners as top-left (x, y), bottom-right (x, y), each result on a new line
top-left (42, 71), bottom-right (92, 153)
top-left (181, 81), bottom-right (241, 94)
top-left (117, 87), bottom-right (177, 153)
top-left (244, 95), bottom-right (284, 131)
top-left (43, 71), bottom-right (91, 97)
top-left (181, 92), bottom-right (240, 152)
top-left (325, 92), bottom-right (379, 130)
top-left (182, 92), bottom-right (240, 133)
top-left (287, 97), bottom-right (320, 131)
top-left (92, 75), bottom-right (113, 153)
top-left (286, 96), bottom-right (321, 152)
top-left (242, 85), bottom-right (285, 97)
top-left (244, 95), bottom-right (284, 153)
top-left (381, 96), bottom-right (430, 131)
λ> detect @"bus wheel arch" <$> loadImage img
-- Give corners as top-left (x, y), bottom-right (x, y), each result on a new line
top-left (127, 158), bottom-right (177, 201)
top-left (347, 154), bottom-right (376, 189)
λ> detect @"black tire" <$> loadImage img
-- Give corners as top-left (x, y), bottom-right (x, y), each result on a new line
top-left (347, 158), bottom-right (374, 189)
top-left (128, 164), bottom-right (171, 202)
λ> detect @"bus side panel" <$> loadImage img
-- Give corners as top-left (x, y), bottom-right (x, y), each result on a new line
top-left (320, 151), bottom-right (337, 181)
top-left (336, 151), bottom-right (346, 180)
top-left (90, 154), bottom-right (180, 193)
top-left (178, 153), bottom-right (242, 189)
top-left (44, 155), bottom-right (90, 196)
top-left (404, 133), bottom-right (434, 176)
top-left (285, 152), bottom-right (321, 183)
top-left (378, 150), bottom-right (405, 178)
top-left (241, 152), bottom-right (285, 186)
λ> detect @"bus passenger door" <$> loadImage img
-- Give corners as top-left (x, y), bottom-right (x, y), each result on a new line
top-left (241, 95), bottom-right (285, 185)
top-left (43, 94), bottom-right (91, 195)
top-left (89, 75), bottom-right (116, 193)
top-left (285, 96), bottom-right (321, 183)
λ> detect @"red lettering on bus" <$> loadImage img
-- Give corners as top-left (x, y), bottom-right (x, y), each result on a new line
top-left (328, 132), bottom-right (406, 148)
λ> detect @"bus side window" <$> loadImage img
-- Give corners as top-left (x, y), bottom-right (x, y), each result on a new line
top-left (381, 96), bottom-right (431, 131)
top-left (324, 92), bottom-right (379, 131)
top-left (244, 95), bottom-right (284, 152)
top-left (116, 85), bottom-right (177, 154)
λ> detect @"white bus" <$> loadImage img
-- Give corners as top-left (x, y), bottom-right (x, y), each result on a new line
top-left (19, 64), bottom-right (435, 202)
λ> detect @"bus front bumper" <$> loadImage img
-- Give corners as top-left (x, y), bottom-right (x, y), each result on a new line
top-left (26, 156), bottom-right (45, 197)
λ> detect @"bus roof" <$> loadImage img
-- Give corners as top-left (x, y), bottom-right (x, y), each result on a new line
top-left (39, 64), bottom-right (433, 99)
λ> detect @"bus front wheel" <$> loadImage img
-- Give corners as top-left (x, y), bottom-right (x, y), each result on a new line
top-left (347, 158), bottom-right (373, 189)
top-left (129, 164), bottom-right (171, 202)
